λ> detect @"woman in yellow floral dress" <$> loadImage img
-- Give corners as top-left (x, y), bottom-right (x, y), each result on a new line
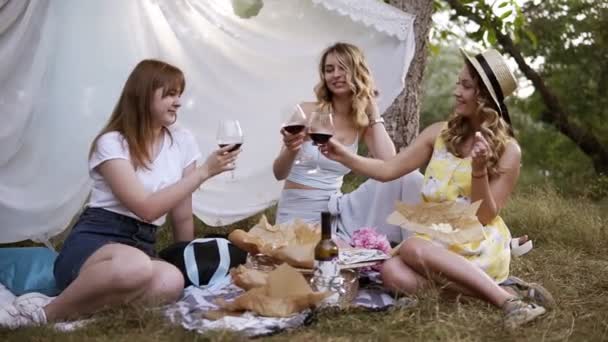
top-left (320, 48), bottom-right (546, 328)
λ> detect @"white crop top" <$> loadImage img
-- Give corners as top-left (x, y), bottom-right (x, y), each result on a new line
top-left (87, 125), bottom-right (201, 226)
top-left (286, 136), bottom-right (359, 190)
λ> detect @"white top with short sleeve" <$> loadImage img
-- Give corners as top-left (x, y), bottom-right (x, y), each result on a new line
top-left (87, 125), bottom-right (201, 226)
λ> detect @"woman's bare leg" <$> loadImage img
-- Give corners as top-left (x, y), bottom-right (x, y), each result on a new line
top-left (381, 254), bottom-right (481, 299)
top-left (43, 244), bottom-right (156, 321)
top-left (136, 260), bottom-right (184, 306)
top-left (380, 256), bottom-right (429, 294)
top-left (399, 238), bottom-right (513, 307)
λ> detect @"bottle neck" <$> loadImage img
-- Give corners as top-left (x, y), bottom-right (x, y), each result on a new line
top-left (321, 220), bottom-right (332, 240)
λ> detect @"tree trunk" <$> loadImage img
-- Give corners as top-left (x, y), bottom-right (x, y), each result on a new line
top-left (383, 0), bottom-right (435, 150)
top-left (445, 0), bottom-right (608, 175)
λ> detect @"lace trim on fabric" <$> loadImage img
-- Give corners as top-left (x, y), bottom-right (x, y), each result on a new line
top-left (311, 0), bottom-right (415, 41)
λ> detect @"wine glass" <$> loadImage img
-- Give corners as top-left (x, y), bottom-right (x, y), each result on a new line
top-left (281, 104), bottom-right (308, 164)
top-left (307, 111), bottom-right (334, 174)
top-left (216, 119), bottom-right (243, 181)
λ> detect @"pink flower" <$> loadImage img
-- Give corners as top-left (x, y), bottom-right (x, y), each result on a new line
top-left (351, 227), bottom-right (391, 272)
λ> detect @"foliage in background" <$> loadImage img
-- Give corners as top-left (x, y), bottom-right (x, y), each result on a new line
top-left (419, 45), bottom-right (604, 196)
top-left (442, 0), bottom-right (608, 175)
top-left (517, 0), bottom-right (607, 145)
top-left (421, 0), bottom-right (608, 198)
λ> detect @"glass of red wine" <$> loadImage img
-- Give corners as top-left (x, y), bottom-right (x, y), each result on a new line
top-left (307, 111), bottom-right (334, 174)
top-left (217, 119), bottom-right (243, 181)
top-left (282, 104), bottom-right (308, 164)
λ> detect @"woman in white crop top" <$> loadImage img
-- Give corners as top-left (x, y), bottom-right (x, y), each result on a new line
top-left (1, 60), bottom-right (241, 328)
top-left (272, 42), bottom-right (424, 243)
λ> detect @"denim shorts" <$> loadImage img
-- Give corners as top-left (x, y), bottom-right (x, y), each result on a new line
top-left (54, 207), bottom-right (158, 291)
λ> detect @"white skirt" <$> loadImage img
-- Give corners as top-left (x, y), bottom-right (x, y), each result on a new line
top-left (276, 170), bottom-right (424, 244)
top-left (275, 188), bottom-right (334, 225)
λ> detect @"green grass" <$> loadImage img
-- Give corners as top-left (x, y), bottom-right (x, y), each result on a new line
top-left (1, 183), bottom-right (607, 341)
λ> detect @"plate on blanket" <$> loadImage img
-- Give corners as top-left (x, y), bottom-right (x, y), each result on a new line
top-left (246, 247), bottom-right (389, 273)
top-left (339, 248), bottom-right (390, 265)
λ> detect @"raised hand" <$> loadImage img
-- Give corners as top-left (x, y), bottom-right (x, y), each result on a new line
top-left (280, 126), bottom-right (306, 152)
top-left (471, 131), bottom-right (490, 175)
top-left (201, 144), bottom-right (240, 178)
top-left (318, 137), bottom-right (351, 164)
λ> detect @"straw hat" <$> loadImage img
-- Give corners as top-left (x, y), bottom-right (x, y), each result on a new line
top-left (460, 48), bottom-right (517, 123)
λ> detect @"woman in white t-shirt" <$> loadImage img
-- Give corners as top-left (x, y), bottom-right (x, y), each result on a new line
top-left (0, 59), bottom-right (240, 328)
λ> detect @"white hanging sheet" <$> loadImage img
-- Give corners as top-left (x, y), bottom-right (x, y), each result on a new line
top-left (0, 0), bottom-right (415, 243)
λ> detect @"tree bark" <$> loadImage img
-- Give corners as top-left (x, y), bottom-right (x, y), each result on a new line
top-left (445, 0), bottom-right (608, 175)
top-left (383, 0), bottom-right (435, 150)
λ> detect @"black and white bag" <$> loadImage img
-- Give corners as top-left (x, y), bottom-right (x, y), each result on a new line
top-left (159, 237), bottom-right (247, 290)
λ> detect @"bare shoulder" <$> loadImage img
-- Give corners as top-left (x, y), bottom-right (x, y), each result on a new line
top-left (417, 121), bottom-right (447, 146)
top-left (500, 139), bottom-right (522, 165)
top-left (498, 139), bottom-right (521, 170)
top-left (425, 121), bottom-right (447, 135)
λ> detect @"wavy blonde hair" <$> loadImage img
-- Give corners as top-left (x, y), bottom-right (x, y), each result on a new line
top-left (314, 42), bottom-right (377, 129)
top-left (440, 61), bottom-right (513, 177)
top-left (89, 59), bottom-right (185, 170)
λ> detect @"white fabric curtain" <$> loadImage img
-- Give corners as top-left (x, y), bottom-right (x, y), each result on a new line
top-left (0, 0), bottom-right (415, 243)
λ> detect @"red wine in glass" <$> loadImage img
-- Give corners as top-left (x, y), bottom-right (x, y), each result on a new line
top-left (283, 124), bottom-right (306, 134)
top-left (307, 112), bottom-right (334, 174)
top-left (282, 105), bottom-right (308, 165)
top-left (217, 119), bottom-right (244, 181)
top-left (218, 143), bottom-right (242, 152)
top-left (309, 132), bottom-right (333, 145)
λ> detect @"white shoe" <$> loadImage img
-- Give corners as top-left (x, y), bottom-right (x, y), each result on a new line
top-left (511, 238), bottom-right (533, 257)
top-left (0, 292), bottom-right (52, 329)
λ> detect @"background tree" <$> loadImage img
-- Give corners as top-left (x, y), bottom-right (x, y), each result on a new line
top-left (383, 0), bottom-right (434, 150)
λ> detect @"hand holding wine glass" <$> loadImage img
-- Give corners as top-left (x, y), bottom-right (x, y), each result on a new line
top-left (201, 144), bottom-right (239, 178)
top-left (217, 119), bottom-right (244, 180)
top-left (307, 111), bottom-right (334, 174)
top-left (318, 137), bottom-right (350, 164)
top-left (280, 104), bottom-right (308, 159)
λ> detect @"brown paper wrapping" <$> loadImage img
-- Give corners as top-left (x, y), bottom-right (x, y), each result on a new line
top-left (228, 215), bottom-right (320, 268)
top-left (216, 263), bottom-right (329, 317)
top-left (230, 265), bottom-right (269, 290)
top-left (386, 200), bottom-right (485, 244)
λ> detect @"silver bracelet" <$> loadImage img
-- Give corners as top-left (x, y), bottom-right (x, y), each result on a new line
top-left (369, 117), bottom-right (385, 126)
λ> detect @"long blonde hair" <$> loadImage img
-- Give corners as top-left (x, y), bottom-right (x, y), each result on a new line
top-left (89, 59), bottom-right (185, 170)
top-left (314, 42), bottom-right (377, 129)
top-left (440, 61), bottom-right (513, 177)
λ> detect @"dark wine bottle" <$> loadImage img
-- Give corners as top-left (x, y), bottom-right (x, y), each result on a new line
top-left (313, 212), bottom-right (340, 305)
top-left (315, 212), bottom-right (339, 263)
